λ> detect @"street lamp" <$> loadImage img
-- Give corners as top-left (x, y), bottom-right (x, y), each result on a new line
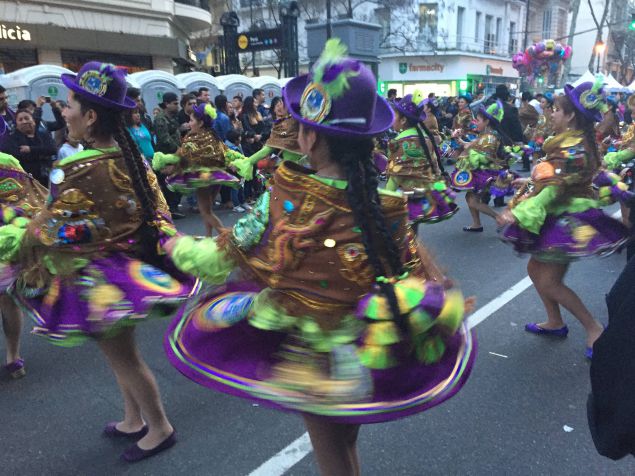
top-left (595, 40), bottom-right (606, 74)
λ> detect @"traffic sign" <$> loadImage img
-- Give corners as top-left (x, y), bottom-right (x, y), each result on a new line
top-left (236, 28), bottom-right (281, 52)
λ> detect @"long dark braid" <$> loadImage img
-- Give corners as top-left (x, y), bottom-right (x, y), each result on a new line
top-left (327, 136), bottom-right (409, 334)
top-left (113, 123), bottom-right (162, 266)
top-left (419, 121), bottom-right (445, 174)
top-left (76, 93), bottom-right (161, 266)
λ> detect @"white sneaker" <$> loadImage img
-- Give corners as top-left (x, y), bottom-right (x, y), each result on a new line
top-left (242, 203), bottom-right (253, 210)
top-left (232, 206), bottom-right (246, 213)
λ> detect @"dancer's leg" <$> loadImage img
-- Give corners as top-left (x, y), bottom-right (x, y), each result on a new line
top-left (303, 414), bottom-right (361, 476)
top-left (98, 327), bottom-right (173, 449)
top-left (0, 295), bottom-right (22, 364)
top-left (196, 187), bottom-right (224, 236)
top-left (527, 258), bottom-right (565, 328)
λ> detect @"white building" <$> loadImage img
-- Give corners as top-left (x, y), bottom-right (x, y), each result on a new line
top-left (225, 0), bottom-right (525, 96)
top-left (0, 0), bottom-right (212, 74)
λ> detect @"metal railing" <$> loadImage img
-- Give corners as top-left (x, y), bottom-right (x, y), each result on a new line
top-left (175, 0), bottom-right (210, 10)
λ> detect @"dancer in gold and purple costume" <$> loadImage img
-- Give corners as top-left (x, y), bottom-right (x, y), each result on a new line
top-left (498, 77), bottom-right (628, 359)
top-left (0, 152), bottom-right (47, 378)
top-left (152, 103), bottom-right (244, 236)
top-left (164, 40), bottom-right (475, 476)
top-left (387, 91), bottom-right (458, 228)
top-left (0, 62), bottom-right (197, 462)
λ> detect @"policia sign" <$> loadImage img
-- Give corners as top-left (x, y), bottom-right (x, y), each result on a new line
top-left (237, 28), bottom-right (281, 52)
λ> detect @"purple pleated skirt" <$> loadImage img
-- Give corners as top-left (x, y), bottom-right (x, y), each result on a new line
top-left (15, 253), bottom-right (199, 346)
top-left (165, 282), bottom-right (476, 424)
top-left (166, 169), bottom-right (240, 194)
top-left (500, 208), bottom-right (629, 261)
top-left (408, 189), bottom-right (459, 225)
top-left (450, 169), bottom-right (499, 193)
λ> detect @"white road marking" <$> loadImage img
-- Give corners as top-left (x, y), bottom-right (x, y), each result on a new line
top-left (248, 274), bottom-right (535, 475)
top-left (488, 352), bottom-right (509, 358)
top-left (248, 432), bottom-right (312, 476)
top-left (467, 276), bottom-right (533, 329)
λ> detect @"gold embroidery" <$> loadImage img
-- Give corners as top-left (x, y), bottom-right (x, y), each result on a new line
top-left (108, 159), bottom-right (134, 194)
top-left (336, 243), bottom-right (374, 287)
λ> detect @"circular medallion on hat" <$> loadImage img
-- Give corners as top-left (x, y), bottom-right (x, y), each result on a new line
top-left (50, 168), bottom-right (65, 185)
top-left (129, 261), bottom-right (182, 294)
top-left (78, 70), bottom-right (111, 97)
top-left (192, 291), bottom-right (256, 332)
top-left (300, 82), bottom-right (331, 124)
top-left (452, 170), bottom-right (473, 187)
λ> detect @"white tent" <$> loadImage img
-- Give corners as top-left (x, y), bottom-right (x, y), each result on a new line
top-left (604, 74), bottom-right (631, 93)
top-left (571, 70), bottom-right (596, 87)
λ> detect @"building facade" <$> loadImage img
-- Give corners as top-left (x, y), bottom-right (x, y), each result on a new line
top-left (0, 0), bottom-right (212, 74)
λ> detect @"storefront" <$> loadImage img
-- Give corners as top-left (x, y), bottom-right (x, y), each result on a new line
top-left (378, 53), bottom-right (519, 98)
top-left (0, 22), bottom-right (191, 74)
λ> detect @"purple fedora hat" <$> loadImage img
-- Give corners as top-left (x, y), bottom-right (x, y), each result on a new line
top-left (283, 39), bottom-right (393, 138)
top-left (393, 90), bottom-right (426, 122)
top-left (564, 75), bottom-right (607, 123)
top-left (61, 62), bottom-right (136, 110)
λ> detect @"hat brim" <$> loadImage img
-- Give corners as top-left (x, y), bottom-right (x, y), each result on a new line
top-left (61, 73), bottom-right (136, 110)
top-left (564, 83), bottom-right (603, 123)
top-left (393, 103), bottom-right (426, 123)
top-left (283, 74), bottom-right (394, 138)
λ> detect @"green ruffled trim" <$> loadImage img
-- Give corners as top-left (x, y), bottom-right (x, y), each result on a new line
top-left (604, 149), bottom-right (635, 170)
top-left (232, 156), bottom-right (257, 180)
top-left (232, 191), bottom-right (270, 250)
top-left (395, 127), bottom-right (418, 140)
top-left (57, 146), bottom-right (119, 166)
top-left (0, 152), bottom-right (24, 171)
top-left (152, 152), bottom-right (180, 171)
top-left (224, 148), bottom-right (246, 164)
top-left (248, 291), bottom-right (362, 353)
top-left (280, 151), bottom-right (305, 163)
top-left (467, 148), bottom-right (491, 168)
top-left (171, 236), bottom-right (235, 284)
top-left (41, 255), bottom-right (90, 276)
top-left (511, 185), bottom-right (599, 234)
top-left (0, 224), bottom-right (26, 263)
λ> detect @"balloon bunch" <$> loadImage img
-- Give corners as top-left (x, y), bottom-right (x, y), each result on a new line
top-left (512, 39), bottom-right (572, 84)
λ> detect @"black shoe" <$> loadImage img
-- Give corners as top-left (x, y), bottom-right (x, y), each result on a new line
top-left (171, 211), bottom-right (185, 219)
top-left (493, 197), bottom-right (505, 207)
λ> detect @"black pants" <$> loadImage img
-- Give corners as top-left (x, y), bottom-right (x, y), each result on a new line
top-left (156, 171), bottom-right (181, 212)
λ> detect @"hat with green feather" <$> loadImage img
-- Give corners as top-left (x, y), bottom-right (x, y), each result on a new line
top-left (283, 39), bottom-right (394, 137)
top-left (393, 90), bottom-right (427, 122)
top-left (479, 99), bottom-right (504, 125)
top-left (564, 74), bottom-right (608, 123)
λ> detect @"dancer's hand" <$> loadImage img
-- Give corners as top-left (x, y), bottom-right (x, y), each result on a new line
top-left (163, 236), bottom-right (180, 255)
top-left (496, 209), bottom-right (516, 227)
top-left (464, 296), bottom-right (477, 314)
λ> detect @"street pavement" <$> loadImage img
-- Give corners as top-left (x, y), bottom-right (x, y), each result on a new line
top-left (2, 197), bottom-right (635, 475)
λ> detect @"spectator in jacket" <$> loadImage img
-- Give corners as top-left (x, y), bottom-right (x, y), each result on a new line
top-left (253, 88), bottom-right (268, 118)
top-left (153, 92), bottom-right (183, 218)
top-left (177, 93), bottom-right (197, 137)
top-left (0, 85), bottom-right (16, 150)
top-left (3, 108), bottom-right (56, 184)
top-left (17, 97), bottom-right (65, 133)
top-left (213, 94), bottom-right (233, 141)
top-left (240, 96), bottom-right (265, 148)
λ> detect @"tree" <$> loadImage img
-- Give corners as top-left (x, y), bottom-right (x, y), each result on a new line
top-left (561, 0), bottom-right (581, 85)
top-left (587, 0), bottom-right (611, 73)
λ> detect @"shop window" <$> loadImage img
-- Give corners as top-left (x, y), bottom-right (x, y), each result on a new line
top-left (419, 3), bottom-right (438, 45)
top-left (61, 50), bottom-right (153, 74)
top-left (0, 48), bottom-right (38, 74)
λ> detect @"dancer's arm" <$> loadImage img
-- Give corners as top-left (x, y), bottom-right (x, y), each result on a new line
top-left (168, 236), bottom-right (235, 284)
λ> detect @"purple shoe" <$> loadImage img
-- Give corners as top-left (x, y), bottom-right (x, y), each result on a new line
top-left (585, 347), bottom-right (593, 360)
top-left (122, 431), bottom-right (176, 462)
top-left (5, 359), bottom-right (25, 379)
top-left (104, 422), bottom-right (148, 439)
top-left (524, 323), bottom-right (569, 338)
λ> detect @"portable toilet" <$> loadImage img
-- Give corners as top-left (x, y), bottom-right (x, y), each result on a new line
top-left (127, 70), bottom-right (180, 116)
top-left (1, 65), bottom-right (73, 120)
top-left (176, 72), bottom-right (221, 99)
top-left (217, 75), bottom-right (253, 103)
top-left (251, 76), bottom-right (282, 105)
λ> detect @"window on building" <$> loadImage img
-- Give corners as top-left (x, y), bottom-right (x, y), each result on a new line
top-left (0, 48), bottom-right (38, 74)
top-left (457, 6), bottom-right (465, 48)
top-left (375, 7), bottom-right (391, 45)
top-left (61, 50), bottom-right (153, 74)
top-left (419, 3), bottom-right (438, 44)
top-left (475, 11), bottom-right (482, 43)
top-left (509, 21), bottom-right (517, 54)
top-left (496, 18), bottom-right (501, 48)
top-left (542, 8), bottom-right (552, 38)
top-left (485, 14), bottom-right (494, 53)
